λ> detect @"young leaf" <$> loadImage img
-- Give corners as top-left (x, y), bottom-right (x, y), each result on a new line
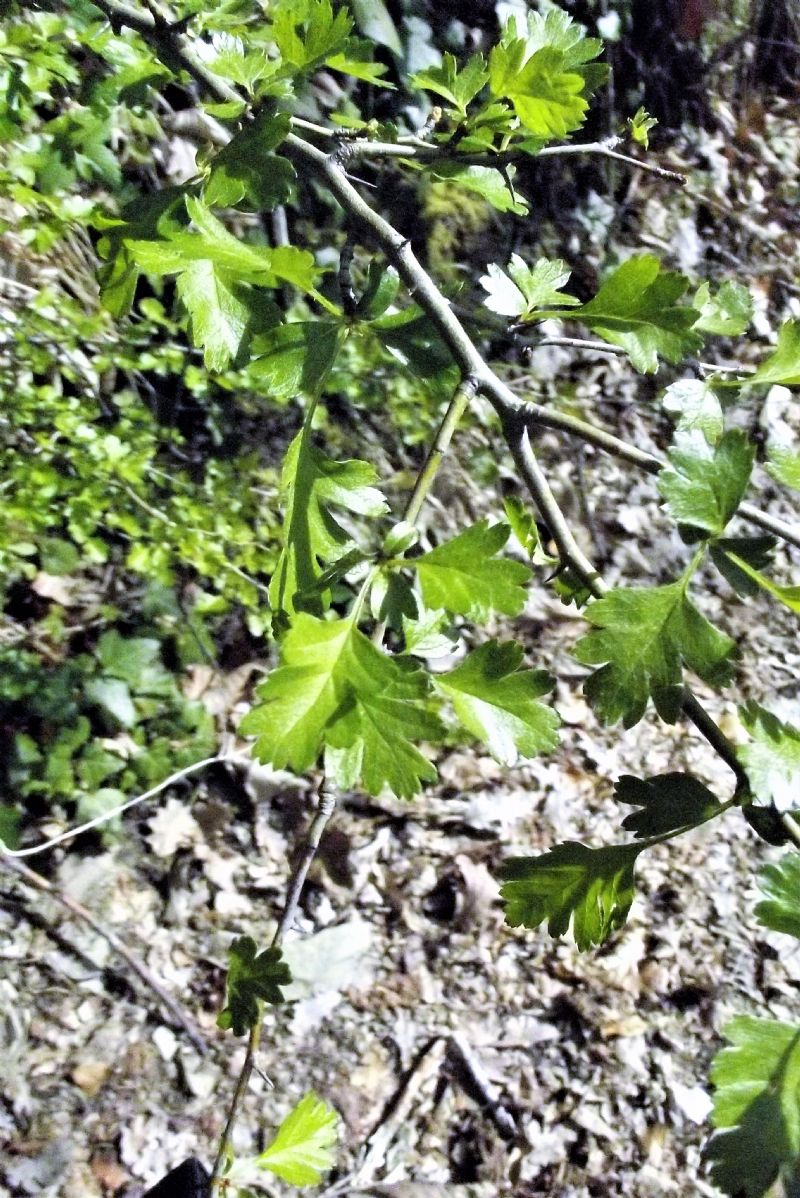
top-left (412, 52), bottom-right (488, 116)
top-left (627, 105), bottom-right (656, 149)
top-left (738, 702), bottom-right (800, 813)
top-left (489, 9), bottom-right (606, 141)
top-left (748, 320), bottom-right (800, 388)
top-left (574, 581), bottom-right (738, 727)
top-left (657, 429), bottom-right (754, 537)
top-left (268, 429), bottom-right (386, 618)
top-left (661, 378), bottom-right (724, 444)
top-left (504, 496), bottom-right (558, 567)
top-left (755, 853), bottom-right (800, 940)
top-left (413, 520), bottom-right (532, 621)
top-left (239, 613), bottom-right (444, 798)
top-left (692, 280), bottom-right (753, 336)
top-left (616, 772), bottom-right (723, 838)
top-left (767, 445), bottom-right (800, 490)
top-left (706, 1016), bottom-right (800, 1198)
top-left (435, 640), bottom-right (560, 766)
top-left (217, 936), bottom-right (292, 1036)
top-left (573, 255), bottom-right (703, 373)
top-left (256, 1091), bottom-right (339, 1185)
top-left (502, 842), bottom-right (642, 950)
top-left (480, 255), bottom-right (579, 318)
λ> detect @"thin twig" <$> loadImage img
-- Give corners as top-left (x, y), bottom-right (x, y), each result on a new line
top-left (208, 777), bottom-right (337, 1192)
top-left (404, 375), bottom-right (480, 526)
top-left (3, 856), bottom-right (208, 1053)
top-left (509, 399), bottom-right (800, 552)
top-left (288, 122), bottom-right (687, 183)
top-left (0, 754), bottom-right (243, 859)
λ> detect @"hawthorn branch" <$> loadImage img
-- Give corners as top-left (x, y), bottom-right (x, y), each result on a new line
top-left (285, 133), bottom-right (746, 784)
top-left (289, 123), bottom-right (687, 184)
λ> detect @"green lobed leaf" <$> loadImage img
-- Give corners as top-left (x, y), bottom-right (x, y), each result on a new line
top-left (503, 496), bottom-right (558, 567)
top-left (706, 1016), bottom-right (800, 1198)
top-left (272, 0), bottom-right (353, 68)
top-left (413, 520), bottom-right (532, 621)
top-left (502, 842), bottom-right (642, 950)
top-left (217, 935), bottom-right (292, 1036)
top-left (489, 9), bottom-right (606, 142)
top-left (480, 255), bottom-right (578, 318)
top-left (661, 378), bottom-right (724, 444)
top-left (738, 702), bottom-right (800, 813)
top-left (428, 162), bottom-right (528, 215)
top-left (657, 429), bottom-right (754, 536)
top-left (269, 428), bottom-right (386, 618)
top-left (255, 1091), bottom-right (339, 1185)
top-left (435, 640), bottom-right (560, 766)
top-left (204, 110), bottom-right (294, 210)
top-left (748, 321), bottom-right (800, 388)
top-left (692, 280), bottom-right (753, 336)
top-left (249, 321), bottom-right (341, 402)
top-left (412, 52), bottom-right (489, 115)
top-left (767, 445), bottom-right (800, 490)
top-left (574, 581), bottom-right (738, 728)
top-left (755, 853), bottom-right (800, 940)
top-left (175, 258), bottom-right (253, 371)
top-left (239, 612), bottom-right (445, 799)
top-left (616, 772), bottom-right (723, 838)
top-left (573, 255), bottom-right (703, 373)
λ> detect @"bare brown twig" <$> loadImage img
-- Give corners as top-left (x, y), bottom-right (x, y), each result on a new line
top-left (3, 856), bottom-right (208, 1054)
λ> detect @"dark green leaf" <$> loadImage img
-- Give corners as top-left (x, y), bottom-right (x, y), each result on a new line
top-left (616, 772), bottom-right (723, 837)
top-left (217, 935), bottom-right (292, 1036)
top-left (710, 535), bottom-right (777, 598)
top-left (502, 842), bottom-right (641, 950)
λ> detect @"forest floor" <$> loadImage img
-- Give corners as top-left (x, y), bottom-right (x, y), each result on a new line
top-left (2, 98), bottom-right (800, 1198)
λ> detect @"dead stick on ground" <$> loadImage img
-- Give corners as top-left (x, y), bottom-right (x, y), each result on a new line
top-left (3, 855), bottom-right (208, 1055)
